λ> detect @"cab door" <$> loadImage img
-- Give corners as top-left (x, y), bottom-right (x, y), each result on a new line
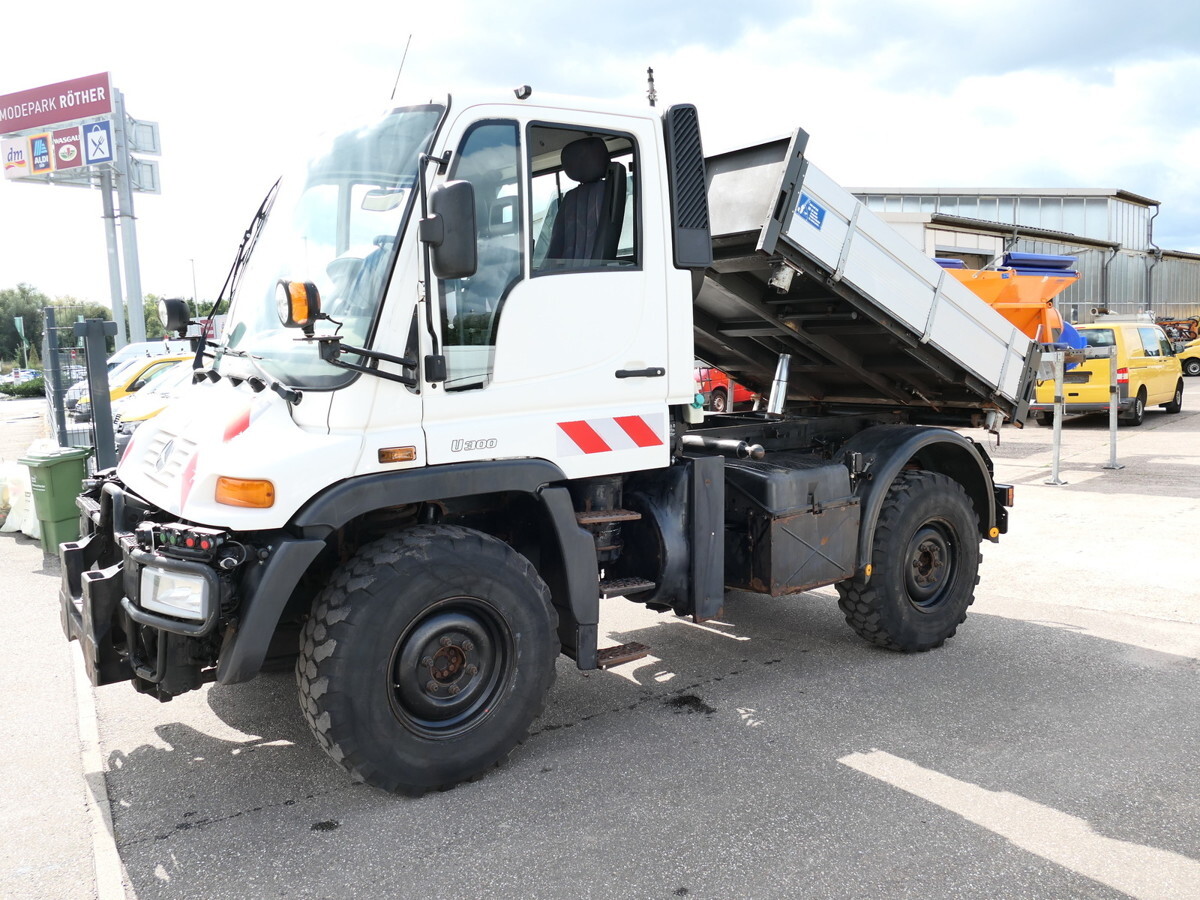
top-left (419, 111), bottom-right (672, 480)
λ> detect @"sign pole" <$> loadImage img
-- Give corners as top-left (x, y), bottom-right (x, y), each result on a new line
top-left (113, 90), bottom-right (146, 343)
top-left (97, 168), bottom-right (128, 348)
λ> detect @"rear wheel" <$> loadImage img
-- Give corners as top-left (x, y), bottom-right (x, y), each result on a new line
top-left (836, 471), bottom-right (980, 652)
top-left (296, 525), bottom-right (558, 794)
top-left (1163, 381), bottom-right (1183, 414)
top-left (1033, 411), bottom-right (1052, 427)
top-left (1121, 389), bottom-right (1146, 426)
top-left (1183, 358), bottom-right (1200, 377)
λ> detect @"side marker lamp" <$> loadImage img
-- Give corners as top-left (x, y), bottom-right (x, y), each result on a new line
top-left (378, 446), bottom-right (418, 464)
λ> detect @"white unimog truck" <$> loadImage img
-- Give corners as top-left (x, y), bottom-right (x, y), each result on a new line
top-left (60, 90), bottom-right (1037, 794)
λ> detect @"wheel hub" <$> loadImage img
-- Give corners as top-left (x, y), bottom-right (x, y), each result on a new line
top-left (389, 601), bottom-right (512, 735)
top-left (905, 525), bottom-right (952, 608)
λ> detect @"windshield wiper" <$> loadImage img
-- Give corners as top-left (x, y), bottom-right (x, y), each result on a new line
top-left (191, 179), bottom-right (282, 370)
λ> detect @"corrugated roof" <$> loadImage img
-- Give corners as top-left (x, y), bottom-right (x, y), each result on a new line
top-left (849, 187), bottom-right (1160, 207)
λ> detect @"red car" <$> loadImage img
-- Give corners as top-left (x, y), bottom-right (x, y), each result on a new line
top-left (694, 364), bottom-right (757, 412)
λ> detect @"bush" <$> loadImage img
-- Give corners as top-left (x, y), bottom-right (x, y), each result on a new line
top-left (0, 377), bottom-right (45, 398)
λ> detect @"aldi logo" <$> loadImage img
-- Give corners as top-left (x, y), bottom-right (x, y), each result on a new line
top-left (28, 133), bottom-right (52, 174)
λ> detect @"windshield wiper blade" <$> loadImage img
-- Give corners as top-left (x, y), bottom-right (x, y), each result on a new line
top-left (192, 179), bottom-right (281, 369)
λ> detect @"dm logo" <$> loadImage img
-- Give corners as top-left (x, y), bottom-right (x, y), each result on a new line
top-left (3, 142), bottom-right (27, 173)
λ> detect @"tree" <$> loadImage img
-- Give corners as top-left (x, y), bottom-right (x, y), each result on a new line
top-left (0, 284), bottom-right (49, 365)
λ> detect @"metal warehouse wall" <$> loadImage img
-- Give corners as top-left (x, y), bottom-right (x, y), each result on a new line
top-left (1011, 241), bottom-right (1200, 322)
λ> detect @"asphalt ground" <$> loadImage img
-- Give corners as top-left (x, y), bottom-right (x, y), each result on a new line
top-left (2, 387), bottom-right (1198, 900)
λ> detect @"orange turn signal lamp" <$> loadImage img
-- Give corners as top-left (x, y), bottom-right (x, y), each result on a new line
top-left (216, 476), bottom-right (276, 508)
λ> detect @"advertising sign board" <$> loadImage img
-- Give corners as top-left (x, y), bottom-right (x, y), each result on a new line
top-left (0, 72), bottom-right (112, 134)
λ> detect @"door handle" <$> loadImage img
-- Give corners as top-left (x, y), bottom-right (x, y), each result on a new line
top-left (615, 368), bottom-right (665, 379)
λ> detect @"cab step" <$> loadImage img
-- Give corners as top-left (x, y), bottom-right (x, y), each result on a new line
top-left (596, 642), bottom-right (651, 669)
top-left (600, 577), bottom-right (656, 598)
top-left (575, 508), bottom-right (643, 526)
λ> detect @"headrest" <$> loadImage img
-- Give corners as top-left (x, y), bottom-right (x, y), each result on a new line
top-left (561, 137), bottom-right (610, 184)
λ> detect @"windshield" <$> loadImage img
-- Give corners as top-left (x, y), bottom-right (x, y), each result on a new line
top-left (217, 104), bottom-right (444, 388)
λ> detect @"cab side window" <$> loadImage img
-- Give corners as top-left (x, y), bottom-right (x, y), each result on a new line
top-left (438, 120), bottom-right (522, 390)
top-left (528, 125), bottom-right (638, 272)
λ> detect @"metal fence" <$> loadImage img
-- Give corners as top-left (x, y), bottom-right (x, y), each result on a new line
top-left (40, 307), bottom-right (116, 472)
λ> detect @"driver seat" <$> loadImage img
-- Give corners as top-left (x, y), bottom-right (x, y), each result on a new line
top-left (546, 137), bottom-right (627, 264)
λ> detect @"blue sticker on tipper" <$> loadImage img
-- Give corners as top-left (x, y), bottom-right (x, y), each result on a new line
top-left (796, 193), bottom-right (826, 229)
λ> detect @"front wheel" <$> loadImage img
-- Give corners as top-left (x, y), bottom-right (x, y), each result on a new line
top-left (1163, 381), bottom-right (1183, 414)
top-left (836, 471), bottom-right (980, 652)
top-left (1183, 359), bottom-right (1200, 377)
top-left (709, 387), bottom-right (729, 413)
top-left (296, 525), bottom-right (558, 794)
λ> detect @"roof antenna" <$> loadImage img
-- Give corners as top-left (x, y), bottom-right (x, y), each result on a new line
top-left (646, 67), bottom-right (657, 107)
top-left (391, 34), bottom-right (413, 100)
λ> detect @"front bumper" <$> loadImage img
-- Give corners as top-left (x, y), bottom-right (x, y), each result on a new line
top-left (59, 479), bottom-right (224, 691)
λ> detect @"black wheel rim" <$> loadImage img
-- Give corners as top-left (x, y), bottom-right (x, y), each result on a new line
top-left (903, 521), bottom-right (956, 610)
top-left (388, 597), bottom-right (514, 738)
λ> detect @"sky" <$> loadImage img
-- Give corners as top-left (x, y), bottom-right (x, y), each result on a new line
top-left (3, 0), bottom-right (1199, 312)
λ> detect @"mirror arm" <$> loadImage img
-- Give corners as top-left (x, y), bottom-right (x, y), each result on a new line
top-left (313, 336), bottom-right (417, 387)
top-left (417, 152), bottom-right (448, 376)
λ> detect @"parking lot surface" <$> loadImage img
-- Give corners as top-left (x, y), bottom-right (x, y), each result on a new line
top-left (3, 388), bottom-right (1198, 899)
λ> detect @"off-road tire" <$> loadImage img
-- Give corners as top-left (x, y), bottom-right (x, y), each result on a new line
top-left (835, 471), bottom-right (980, 652)
top-left (296, 525), bottom-right (558, 794)
top-left (1163, 381), bottom-right (1183, 414)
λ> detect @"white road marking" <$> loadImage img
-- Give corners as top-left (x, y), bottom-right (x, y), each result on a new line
top-left (839, 749), bottom-right (1200, 900)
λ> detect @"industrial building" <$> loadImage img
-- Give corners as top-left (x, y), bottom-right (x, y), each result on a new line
top-left (850, 187), bottom-right (1200, 324)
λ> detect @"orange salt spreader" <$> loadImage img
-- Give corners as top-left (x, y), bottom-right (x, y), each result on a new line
top-left (936, 253), bottom-right (1080, 344)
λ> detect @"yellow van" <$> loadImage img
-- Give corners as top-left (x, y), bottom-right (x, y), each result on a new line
top-left (1031, 322), bottom-right (1183, 426)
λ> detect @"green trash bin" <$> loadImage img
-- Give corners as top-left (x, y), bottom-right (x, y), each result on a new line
top-left (17, 447), bottom-right (92, 551)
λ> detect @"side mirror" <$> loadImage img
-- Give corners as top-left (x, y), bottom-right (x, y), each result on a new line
top-left (420, 180), bottom-right (477, 279)
top-left (129, 379), bottom-right (146, 392)
top-left (276, 280), bottom-right (322, 334)
top-left (158, 298), bottom-right (192, 336)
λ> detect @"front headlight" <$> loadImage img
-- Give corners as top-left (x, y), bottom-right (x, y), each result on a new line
top-left (140, 566), bottom-right (210, 621)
